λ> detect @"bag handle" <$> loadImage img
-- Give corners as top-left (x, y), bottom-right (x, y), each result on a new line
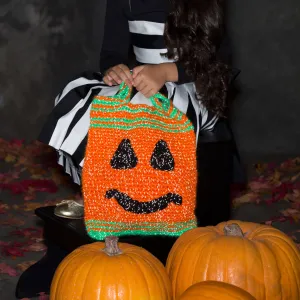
top-left (115, 82), bottom-right (171, 112)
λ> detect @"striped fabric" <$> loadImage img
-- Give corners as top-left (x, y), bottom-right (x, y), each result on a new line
top-left (38, 2), bottom-right (218, 184)
top-left (90, 94), bottom-right (194, 133)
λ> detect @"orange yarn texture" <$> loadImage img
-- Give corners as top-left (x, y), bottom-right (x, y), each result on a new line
top-left (82, 84), bottom-right (197, 240)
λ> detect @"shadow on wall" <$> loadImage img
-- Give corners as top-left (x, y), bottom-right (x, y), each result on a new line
top-left (0, 0), bottom-right (300, 162)
top-left (0, 0), bottom-right (106, 140)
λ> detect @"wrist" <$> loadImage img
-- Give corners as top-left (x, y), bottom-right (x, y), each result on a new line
top-left (159, 63), bottom-right (179, 82)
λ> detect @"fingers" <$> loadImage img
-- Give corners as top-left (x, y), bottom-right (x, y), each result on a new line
top-left (132, 65), bottom-right (144, 79)
top-left (136, 81), bottom-right (147, 93)
top-left (103, 64), bottom-right (157, 98)
top-left (107, 69), bottom-right (123, 85)
top-left (141, 87), bottom-right (155, 98)
top-left (134, 78), bottom-right (155, 98)
top-left (103, 74), bottom-right (117, 86)
top-left (103, 64), bottom-right (132, 86)
top-left (119, 65), bottom-right (133, 86)
top-left (133, 72), bottom-right (143, 89)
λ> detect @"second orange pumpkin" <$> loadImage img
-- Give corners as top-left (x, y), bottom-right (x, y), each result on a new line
top-left (166, 221), bottom-right (300, 300)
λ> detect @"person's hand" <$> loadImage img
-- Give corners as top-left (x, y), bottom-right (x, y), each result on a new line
top-left (103, 64), bottom-right (133, 87)
top-left (132, 64), bottom-right (167, 98)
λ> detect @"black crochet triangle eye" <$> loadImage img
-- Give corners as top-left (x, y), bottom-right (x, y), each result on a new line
top-left (111, 139), bottom-right (138, 169)
top-left (150, 140), bottom-right (174, 171)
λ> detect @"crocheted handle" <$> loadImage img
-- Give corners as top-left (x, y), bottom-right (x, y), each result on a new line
top-left (115, 82), bottom-right (171, 112)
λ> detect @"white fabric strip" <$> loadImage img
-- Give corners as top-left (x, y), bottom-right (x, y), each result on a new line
top-left (60, 85), bottom-right (120, 155)
top-left (129, 20), bottom-right (165, 35)
top-left (166, 82), bottom-right (189, 114)
top-left (201, 114), bottom-right (218, 131)
top-left (49, 100), bottom-right (85, 149)
top-left (133, 46), bottom-right (174, 64)
top-left (58, 151), bottom-right (64, 166)
top-left (50, 85), bottom-right (106, 149)
top-left (59, 103), bottom-right (93, 155)
top-left (130, 93), bottom-right (153, 106)
top-left (55, 77), bottom-right (105, 105)
top-left (79, 158), bottom-right (84, 168)
top-left (57, 152), bottom-right (81, 184)
top-left (186, 83), bottom-right (201, 144)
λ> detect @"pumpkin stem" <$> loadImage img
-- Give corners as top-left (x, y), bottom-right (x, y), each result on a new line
top-left (223, 223), bottom-right (244, 237)
top-left (103, 236), bottom-right (123, 256)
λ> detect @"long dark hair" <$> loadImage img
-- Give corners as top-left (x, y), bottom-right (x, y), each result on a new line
top-left (164, 0), bottom-right (230, 116)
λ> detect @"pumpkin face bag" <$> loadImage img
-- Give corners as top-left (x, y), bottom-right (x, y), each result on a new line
top-left (82, 83), bottom-right (197, 240)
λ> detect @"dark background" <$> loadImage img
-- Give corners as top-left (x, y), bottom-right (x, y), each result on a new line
top-left (1, 0), bottom-right (300, 163)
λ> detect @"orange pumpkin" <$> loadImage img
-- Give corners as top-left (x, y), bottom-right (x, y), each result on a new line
top-left (166, 221), bottom-right (300, 300)
top-left (50, 236), bottom-right (172, 299)
top-left (179, 281), bottom-right (256, 300)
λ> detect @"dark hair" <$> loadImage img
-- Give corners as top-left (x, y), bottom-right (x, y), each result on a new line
top-left (164, 0), bottom-right (230, 116)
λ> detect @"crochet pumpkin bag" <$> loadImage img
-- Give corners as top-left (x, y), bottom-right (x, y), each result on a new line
top-left (82, 83), bottom-right (197, 240)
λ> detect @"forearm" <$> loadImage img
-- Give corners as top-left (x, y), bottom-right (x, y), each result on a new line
top-left (158, 62), bottom-right (195, 84)
top-left (158, 63), bottom-right (179, 83)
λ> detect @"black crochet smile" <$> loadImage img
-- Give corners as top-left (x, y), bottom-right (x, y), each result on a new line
top-left (105, 189), bottom-right (182, 214)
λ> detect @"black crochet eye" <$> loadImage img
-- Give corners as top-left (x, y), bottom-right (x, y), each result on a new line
top-left (150, 140), bottom-right (175, 171)
top-left (111, 139), bottom-right (138, 169)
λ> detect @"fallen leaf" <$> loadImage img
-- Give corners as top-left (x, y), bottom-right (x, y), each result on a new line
top-left (265, 220), bottom-right (273, 226)
top-left (248, 181), bottom-right (272, 192)
top-left (23, 202), bottom-right (42, 211)
top-left (17, 155), bottom-right (29, 165)
top-left (0, 203), bottom-right (9, 214)
top-left (11, 228), bottom-right (43, 238)
top-left (271, 170), bottom-right (282, 183)
top-left (10, 139), bottom-right (24, 147)
top-left (31, 174), bottom-right (44, 179)
top-left (23, 242), bottom-right (47, 252)
top-left (0, 263), bottom-right (18, 276)
top-left (0, 216), bottom-right (25, 226)
top-left (0, 240), bottom-right (10, 246)
top-left (16, 261), bottom-right (37, 272)
top-left (291, 173), bottom-right (300, 182)
top-left (5, 154), bottom-right (16, 163)
top-left (255, 163), bottom-right (267, 174)
top-left (280, 208), bottom-right (300, 222)
top-left (44, 199), bottom-right (60, 206)
top-left (2, 242), bottom-right (27, 257)
top-left (233, 192), bottom-right (258, 206)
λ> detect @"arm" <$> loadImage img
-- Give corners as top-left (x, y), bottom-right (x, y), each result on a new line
top-left (99, 0), bottom-right (131, 74)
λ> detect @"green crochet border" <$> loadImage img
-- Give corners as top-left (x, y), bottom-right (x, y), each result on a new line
top-left (85, 219), bottom-right (197, 240)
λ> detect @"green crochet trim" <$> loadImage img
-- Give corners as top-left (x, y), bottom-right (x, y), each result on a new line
top-left (91, 82), bottom-right (194, 132)
top-left (85, 219), bottom-right (197, 240)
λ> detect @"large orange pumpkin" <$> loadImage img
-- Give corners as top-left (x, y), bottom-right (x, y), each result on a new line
top-left (50, 236), bottom-right (172, 299)
top-left (166, 221), bottom-right (300, 300)
top-left (179, 281), bottom-right (256, 300)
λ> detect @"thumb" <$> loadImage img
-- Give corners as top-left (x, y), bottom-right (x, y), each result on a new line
top-left (132, 65), bottom-right (144, 78)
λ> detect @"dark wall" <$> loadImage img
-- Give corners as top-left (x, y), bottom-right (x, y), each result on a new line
top-left (1, 0), bottom-right (300, 161)
top-left (228, 0), bottom-right (300, 160)
top-left (0, 0), bottom-right (105, 140)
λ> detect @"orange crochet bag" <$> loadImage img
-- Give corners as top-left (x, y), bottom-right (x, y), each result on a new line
top-left (82, 83), bottom-right (197, 240)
